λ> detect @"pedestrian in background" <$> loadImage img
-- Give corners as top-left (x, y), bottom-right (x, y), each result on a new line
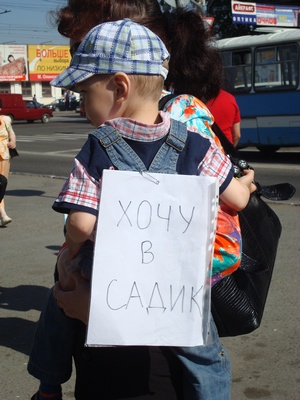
top-left (64, 90), bottom-right (70, 110)
top-left (33, 94), bottom-right (38, 107)
top-left (70, 92), bottom-right (77, 110)
top-left (0, 115), bottom-right (16, 226)
top-left (206, 89), bottom-right (241, 147)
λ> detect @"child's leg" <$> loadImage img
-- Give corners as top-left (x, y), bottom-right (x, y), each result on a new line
top-left (28, 287), bottom-right (79, 385)
top-left (171, 315), bottom-right (231, 400)
top-left (28, 240), bottom-right (93, 399)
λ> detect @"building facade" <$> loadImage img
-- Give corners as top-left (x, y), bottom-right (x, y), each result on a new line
top-left (0, 43), bottom-right (72, 105)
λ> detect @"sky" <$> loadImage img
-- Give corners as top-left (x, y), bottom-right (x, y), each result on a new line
top-left (0, 0), bottom-right (69, 45)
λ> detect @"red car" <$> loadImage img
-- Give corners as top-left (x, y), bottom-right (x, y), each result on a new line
top-left (0, 94), bottom-right (53, 123)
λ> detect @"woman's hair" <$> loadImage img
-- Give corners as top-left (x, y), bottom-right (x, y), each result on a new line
top-left (164, 9), bottom-right (223, 102)
top-left (49, 0), bottom-right (223, 102)
top-left (50, 0), bottom-right (165, 42)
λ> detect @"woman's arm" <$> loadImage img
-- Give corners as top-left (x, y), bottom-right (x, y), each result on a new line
top-left (6, 119), bottom-right (16, 149)
top-left (220, 169), bottom-right (256, 211)
top-left (232, 121), bottom-right (241, 147)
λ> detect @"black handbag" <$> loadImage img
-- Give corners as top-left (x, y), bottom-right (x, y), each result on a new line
top-left (210, 121), bottom-right (295, 336)
top-left (211, 191), bottom-right (282, 337)
top-left (9, 147), bottom-right (19, 158)
top-left (159, 94), bottom-right (295, 337)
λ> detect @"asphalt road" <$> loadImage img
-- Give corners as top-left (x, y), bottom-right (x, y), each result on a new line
top-left (9, 111), bottom-right (300, 201)
top-left (1, 112), bottom-right (300, 399)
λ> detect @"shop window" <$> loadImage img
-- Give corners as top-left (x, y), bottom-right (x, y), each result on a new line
top-left (21, 81), bottom-right (31, 97)
top-left (0, 83), bottom-right (11, 94)
top-left (42, 82), bottom-right (52, 97)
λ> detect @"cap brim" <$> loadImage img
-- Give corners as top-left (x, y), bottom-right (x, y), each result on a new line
top-left (50, 67), bottom-right (94, 90)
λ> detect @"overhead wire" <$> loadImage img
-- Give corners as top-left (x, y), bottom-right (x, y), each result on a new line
top-left (0, 1), bottom-right (68, 44)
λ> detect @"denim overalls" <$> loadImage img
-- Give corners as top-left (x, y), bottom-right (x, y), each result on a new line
top-left (28, 120), bottom-right (231, 400)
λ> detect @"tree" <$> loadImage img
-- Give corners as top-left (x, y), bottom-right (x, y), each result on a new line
top-left (206, 0), bottom-right (253, 38)
top-left (160, 0), bottom-right (300, 39)
top-left (160, 0), bottom-right (253, 38)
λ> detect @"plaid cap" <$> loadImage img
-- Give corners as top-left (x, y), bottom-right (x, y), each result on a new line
top-left (51, 19), bottom-right (169, 90)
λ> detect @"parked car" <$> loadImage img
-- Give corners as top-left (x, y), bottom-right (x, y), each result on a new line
top-left (25, 100), bottom-right (45, 109)
top-left (0, 94), bottom-right (53, 123)
top-left (46, 98), bottom-right (79, 111)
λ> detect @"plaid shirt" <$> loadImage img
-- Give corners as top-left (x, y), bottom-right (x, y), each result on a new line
top-left (53, 112), bottom-right (232, 216)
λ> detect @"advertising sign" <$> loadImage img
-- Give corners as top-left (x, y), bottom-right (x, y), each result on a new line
top-left (0, 45), bottom-right (28, 82)
top-left (256, 3), bottom-right (276, 26)
top-left (274, 6), bottom-right (300, 27)
top-left (86, 170), bottom-right (219, 347)
top-left (28, 45), bottom-right (71, 82)
top-left (232, 1), bottom-right (300, 27)
top-left (232, 1), bottom-right (257, 25)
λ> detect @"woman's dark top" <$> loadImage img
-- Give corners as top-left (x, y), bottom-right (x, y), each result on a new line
top-left (73, 321), bottom-right (184, 399)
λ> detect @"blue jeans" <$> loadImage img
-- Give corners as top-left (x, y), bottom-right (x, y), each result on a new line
top-left (172, 316), bottom-right (231, 400)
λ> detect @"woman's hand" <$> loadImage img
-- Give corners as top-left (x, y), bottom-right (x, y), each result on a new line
top-left (7, 138), bottom-right (16, 149)
top-left (239, 168), bottom-right (257, 193)
top-left (53, 271), bottom-right (91, 325)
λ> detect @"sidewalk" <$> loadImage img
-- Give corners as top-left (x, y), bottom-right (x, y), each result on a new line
top-left (0, 173), bottom-right (299, 399)
top-left (0, 173), bottom-right (76, 399)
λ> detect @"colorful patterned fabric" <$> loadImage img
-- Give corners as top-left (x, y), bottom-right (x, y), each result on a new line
top-left (160, 92), bottom-right (241, 283)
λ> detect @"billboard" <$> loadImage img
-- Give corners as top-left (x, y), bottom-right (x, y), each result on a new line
top-left (0, 45), bottom-right (28, 82)
top-left (28, 45), bottom-right (71, 82)
top-left (232, 1), bottom-right (300, 27)
top-left (232, 1), bottom-right (257, 25)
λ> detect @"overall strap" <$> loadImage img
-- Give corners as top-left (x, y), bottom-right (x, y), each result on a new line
top-left (148, 119), bottom-right (187, 174)
top-left (91, 125), bottom-right (147, 172)
top-left (91, 119), bottom-right (188, 173)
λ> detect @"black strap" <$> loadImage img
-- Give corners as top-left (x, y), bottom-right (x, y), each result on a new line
top-left (158, 94), bottom-right (177, 111)
top-left (159, 94), bottom-right (238, 158)
top-left (211, 122), bottom-right (238, 158)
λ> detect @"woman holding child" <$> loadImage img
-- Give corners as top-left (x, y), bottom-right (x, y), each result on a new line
top-left (28, 1), bottom-right (256, 399)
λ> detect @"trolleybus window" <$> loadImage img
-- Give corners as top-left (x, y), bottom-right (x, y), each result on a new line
top-left (222, 50), bottom-right (251, 93)
top-left (255, 44), bottom-right (298, 90)
top-left (216, 29), bottom-right (300, 151)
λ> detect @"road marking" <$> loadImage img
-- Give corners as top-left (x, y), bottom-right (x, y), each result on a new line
top-left (16, 133), bottom-right (87, 142)
top-left (18, 150), bottom-right (81, 157)
top-left (251, 162), bottom-right (300, 170)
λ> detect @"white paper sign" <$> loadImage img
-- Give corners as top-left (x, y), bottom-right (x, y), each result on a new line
top-left (86, 169), bottom-right (218, 347)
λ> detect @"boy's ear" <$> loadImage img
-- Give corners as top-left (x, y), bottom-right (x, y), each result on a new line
top-left (113, 72), bottom-right (130, 102)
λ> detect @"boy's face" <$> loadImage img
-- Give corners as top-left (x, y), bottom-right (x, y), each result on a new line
top-left (75, 75), bottom-right (117, 127)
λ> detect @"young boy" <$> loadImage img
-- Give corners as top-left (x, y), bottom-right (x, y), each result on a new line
top-left (28, 19), bottom-right (254, 400)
